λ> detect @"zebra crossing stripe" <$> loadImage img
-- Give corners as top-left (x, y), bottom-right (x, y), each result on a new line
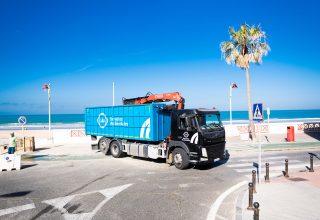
top-left (245, 173), bottom-right (282, 179)
top-left (235, 163), bottom-right (306, 173)
top-left (227, 160), bottom-right (302, 168)
top-left (237, 156), bottom-right (288, 162)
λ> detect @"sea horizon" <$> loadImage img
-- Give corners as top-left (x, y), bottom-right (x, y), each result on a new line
top-left (0, 109), bottom-right (320, 126)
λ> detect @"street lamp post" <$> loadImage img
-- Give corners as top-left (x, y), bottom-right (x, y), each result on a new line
top-left (43, 83), bottom-right (51, 139)
top-left (229, 83), bottom-right (238, 125)
top-left (113, 82), bottom-right (115, 106)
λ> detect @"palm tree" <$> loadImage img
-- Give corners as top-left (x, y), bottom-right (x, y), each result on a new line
top-left (220, 24), bottom-right (270, 139)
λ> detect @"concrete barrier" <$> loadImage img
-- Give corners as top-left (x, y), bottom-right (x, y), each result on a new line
top-left (0, 154), bottom-right (21, 171)
top-left (224, 122), bottom-right (306, 137)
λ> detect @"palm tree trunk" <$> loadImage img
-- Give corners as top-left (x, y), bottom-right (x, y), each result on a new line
top-left (245, 67), bottom-right (256, 140)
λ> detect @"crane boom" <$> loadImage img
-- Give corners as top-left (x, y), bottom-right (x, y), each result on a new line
top-left (123, 92), bottom-right (185, 109)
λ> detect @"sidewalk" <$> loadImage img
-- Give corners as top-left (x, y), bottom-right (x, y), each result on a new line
top-left (226, 133), bottom-right (320, 152)
top-left (238, 166), bottom-right (320, 220)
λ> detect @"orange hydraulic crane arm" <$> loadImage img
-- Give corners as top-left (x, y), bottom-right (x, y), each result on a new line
top-left (123, 92), bottom-right (185, 109)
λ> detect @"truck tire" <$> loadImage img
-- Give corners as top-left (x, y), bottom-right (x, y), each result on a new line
top-left (110, 141), bottom-right (123, 158)
top-left (173, 148), bottom-right (189, 170)
top-left (99, 138), bottom-right (109, 155)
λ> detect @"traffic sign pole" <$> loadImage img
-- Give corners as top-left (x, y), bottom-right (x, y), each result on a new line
top-left (18, 116), bottom-right (27, 137)
top-left (253, 103), bottom-right (264, 184)
top-left (258, 122), bottom-right (261, 183)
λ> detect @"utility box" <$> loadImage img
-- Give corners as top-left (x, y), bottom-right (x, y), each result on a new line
top-left (24, 137), bottom-right (35, 152)
top-left (85, 104), bottom-right (171, 142)
top-left (16, 138), bottom-right (24, 151)
top-left (15, 137), bottom-right (35, 152)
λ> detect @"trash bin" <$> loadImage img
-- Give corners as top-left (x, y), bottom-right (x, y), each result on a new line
top-left (287, 126), bottom-right (295, 142)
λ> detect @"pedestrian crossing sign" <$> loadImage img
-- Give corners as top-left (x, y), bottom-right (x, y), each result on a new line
top-left (253, 103), bottom-right (264, 122)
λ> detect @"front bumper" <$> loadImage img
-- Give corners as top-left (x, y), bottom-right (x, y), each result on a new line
top-left (189, 141), bottom-right (226, 164)
top-left (204, 142), bottom-right (226, 160)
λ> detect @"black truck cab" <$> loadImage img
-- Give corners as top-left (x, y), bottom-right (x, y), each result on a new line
top-left (167, 108), bottom-right (226, 169)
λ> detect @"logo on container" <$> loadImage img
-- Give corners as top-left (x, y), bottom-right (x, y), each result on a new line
top-left (97, 113), bottom-right (108, 128)
top-left (140, 118), bottom-right (151, 139)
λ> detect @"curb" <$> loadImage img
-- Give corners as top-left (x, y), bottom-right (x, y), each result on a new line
top-left (235, 187), bottom-right (247, 220)
top-left (228, 141), bottom-right (320, 152)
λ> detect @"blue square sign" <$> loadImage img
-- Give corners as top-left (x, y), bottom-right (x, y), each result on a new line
top-left (253, 103), bottom-right (264, 122)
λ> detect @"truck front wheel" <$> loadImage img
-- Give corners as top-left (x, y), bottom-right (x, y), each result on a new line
top-left (110, 141), bottom-right (124, 158)
top-left (173, 148), bottom-right (189, 170)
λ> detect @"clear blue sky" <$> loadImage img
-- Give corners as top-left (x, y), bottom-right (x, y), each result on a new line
top-left (1, 0), bottom-right (320, 114)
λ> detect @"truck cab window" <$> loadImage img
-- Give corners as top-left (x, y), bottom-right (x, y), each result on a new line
top-left (197, 114), bottom-right (222, 131)
top-left (179, 117), bottom-right (187, 130)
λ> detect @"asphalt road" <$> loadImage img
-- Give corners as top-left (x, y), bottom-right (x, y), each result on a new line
top-left (0, 148), bottom-right (319, 220)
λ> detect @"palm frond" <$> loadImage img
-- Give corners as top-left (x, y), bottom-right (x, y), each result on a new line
top-left (220, 23), bottom-right (270, 67)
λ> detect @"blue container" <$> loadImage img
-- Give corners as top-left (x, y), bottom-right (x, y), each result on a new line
top-left (85, 103), bottom-right (171, 142)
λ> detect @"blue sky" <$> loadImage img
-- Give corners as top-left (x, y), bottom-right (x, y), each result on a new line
top-left (1, 0), bottom-right (320, 114)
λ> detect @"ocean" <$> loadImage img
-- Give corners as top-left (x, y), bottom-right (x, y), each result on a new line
top-left (0, 110), bottom-right (320, 130)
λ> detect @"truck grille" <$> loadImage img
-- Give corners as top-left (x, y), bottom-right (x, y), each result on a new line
top-left (202, 130), bottom-right (225, 139)
top-left (205, 142), bottom-right (225, 160)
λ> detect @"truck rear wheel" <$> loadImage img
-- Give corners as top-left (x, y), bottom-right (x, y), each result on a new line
top-left (110, 141), bottom-right (124, 158)
top-left (173, 148), bottom-right (189, 170)
top-left (99, 138), bottom-right (109, 155)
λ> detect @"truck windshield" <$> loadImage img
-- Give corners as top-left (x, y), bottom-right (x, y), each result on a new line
top-left (196, 113), bottom-right (222, 131)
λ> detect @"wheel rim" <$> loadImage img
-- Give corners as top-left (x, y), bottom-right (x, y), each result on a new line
top-left (112, 144), bottom-right (119, 155)
top-left (174, 153), bottom-right (182, 164)
top-left (101, 141), bottom-right (107, 151)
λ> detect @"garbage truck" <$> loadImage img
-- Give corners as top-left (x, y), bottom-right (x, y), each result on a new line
top-left (85, 92), bottom-right (225, 169)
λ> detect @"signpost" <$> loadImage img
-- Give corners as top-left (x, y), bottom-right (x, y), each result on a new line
top-left (253, 103), bottom-right (264, 183)
top-left (18, 116), bottom-right (27, 137)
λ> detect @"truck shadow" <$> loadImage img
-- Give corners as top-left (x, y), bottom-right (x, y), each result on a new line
top-left (193, 151), bottom-right (230, 170)
top-left (129, 156), bottom-right (166, 164)
top-left (304, 131), bottom-right (320, 141)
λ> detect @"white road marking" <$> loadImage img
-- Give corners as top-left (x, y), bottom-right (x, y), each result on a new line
top-left (235, 164), bottom-right (306, 173)
top-left (206, 181), bottom-right (247, 220)
top-left (227, 160), bottom-right (302, 168)
top-left (227, 163), bottom-right (256, 168)
top-left (216, 214), bottom-right (229, 220)
top-left (43, 183), bottom-right (133, 220)
top-left (237, 156), bottom-right (287, 162)
top-left (245, 173), bottom-right (283, 179)
top-left (0, 203), bottom-right (35, 217)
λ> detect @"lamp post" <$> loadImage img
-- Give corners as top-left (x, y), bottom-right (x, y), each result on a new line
top-left (229, 82), bottom-right (238, 125)
top-left (43, 83), bottom-right (51, 139)
top-left (113, 82), bottom-right (115, 106)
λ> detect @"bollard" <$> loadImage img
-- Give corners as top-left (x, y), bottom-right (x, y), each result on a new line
top-left (285, 159), bottom-right (289, 177)
top-left (253, 202), bottom-right (260, 220)
top-left (252, 170), bottom-right (257, 193)
top-left (247, 183), bottom-right (254, 210)
top-left (310, 155), bottom-right (314, 172)
top-left (265, 163), bottom-right (270, 182)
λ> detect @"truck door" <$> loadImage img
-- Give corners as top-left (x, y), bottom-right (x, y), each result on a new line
top-left (177, 114), bottom-right (198, 145)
